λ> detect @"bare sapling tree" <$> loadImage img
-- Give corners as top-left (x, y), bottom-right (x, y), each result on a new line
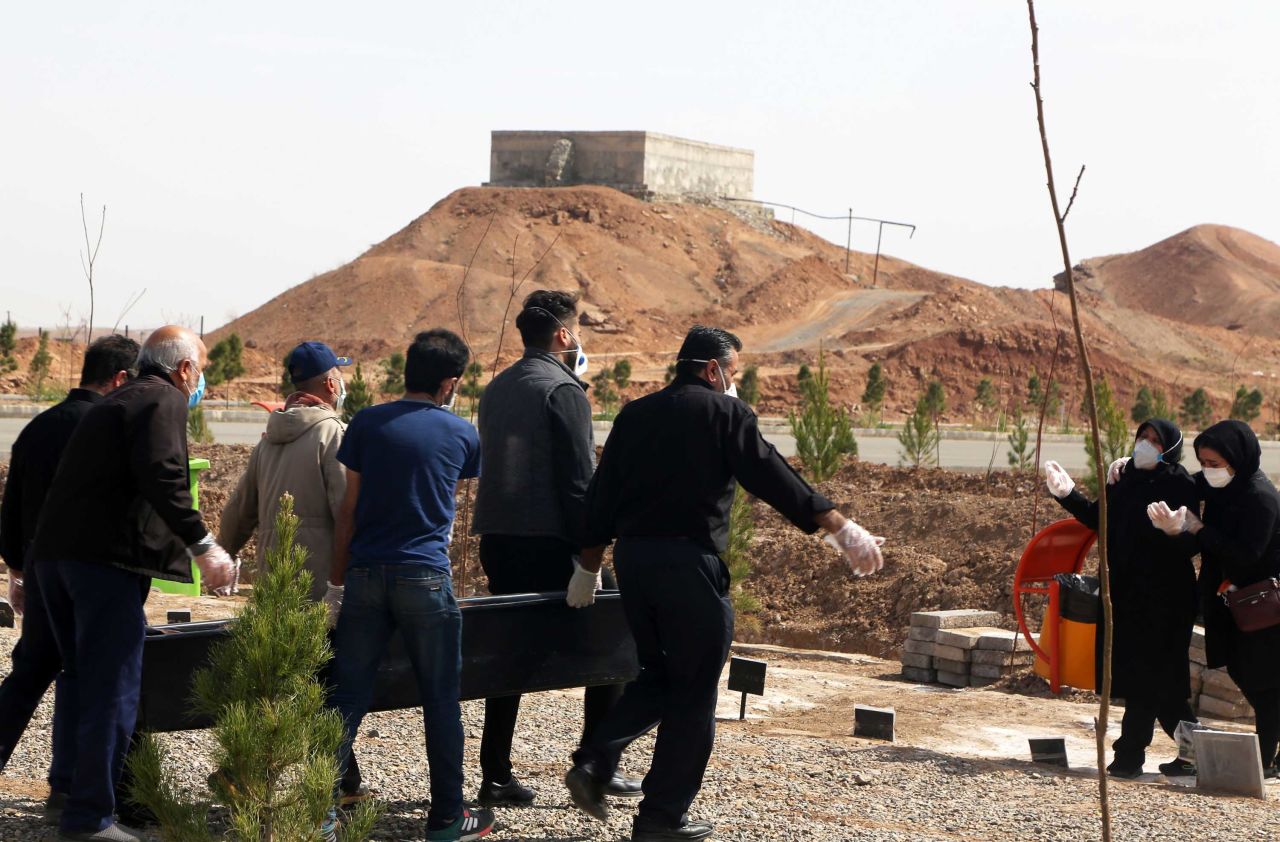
top-left (1026, 2), bottom-right (1114, 839)
top-left (80, 193), bottom-right (106, 345)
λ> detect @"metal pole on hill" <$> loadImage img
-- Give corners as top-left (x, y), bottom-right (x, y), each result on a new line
top-left (845, 208), bottom-right (853, 275)
top-left (1026, 2), bottom-right (1113, 840)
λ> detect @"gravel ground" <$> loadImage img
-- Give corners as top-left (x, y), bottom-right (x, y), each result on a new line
top-left (3, 629), bottom-right (1280, 841)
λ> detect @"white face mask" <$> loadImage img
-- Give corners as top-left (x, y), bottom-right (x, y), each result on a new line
top-left (443, 384), bottom-right (458, 411)
top-left (1132, 439), bottom-right (1161, 470)
top-left (677, 357), bottom-right (737, 397)
top-left (1203, 466), bottom-right (1234, 488)
top-left (572, 348), bottom-right (589, 378)
top-left (334, 376), bottom-right (347, 411)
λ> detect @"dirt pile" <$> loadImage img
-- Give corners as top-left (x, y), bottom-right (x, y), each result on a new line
top-left (1064, 224), bottom-right (1280, 338)
top-left (204, 186), bottom-right (1280, 424)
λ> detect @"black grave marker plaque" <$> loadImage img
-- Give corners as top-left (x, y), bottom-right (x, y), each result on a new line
top-left (1028, 737), bottom-right (1069, 768)
top-left (728, 657), bottom-right (767, 720)
top-left (853, 705), bottom-right (896, 742)
top-left (167, 610), bottom-right (192, 625)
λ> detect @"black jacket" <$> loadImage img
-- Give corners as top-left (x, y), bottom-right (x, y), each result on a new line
top-left (30, 368), bottom-right (208, 581)
top-left (1056, 418), bottom-right (1200, 700)
top-left (0, 389), bottom-right (104, 571)
top-left (472, 349), bottom-right (594, 547)
top-left (1192, 420), bottom-right (1280, 690)
top-left (584, 375), bottom-right (834, 554)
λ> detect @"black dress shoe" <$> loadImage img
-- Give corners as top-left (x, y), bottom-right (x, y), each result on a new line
top-left (631, 819), bottom-right (714, 841)
top-left (477, 776), bottom-right (536, 807)
top-left (605, 773), bottom-right (643, 799)
top-left (1106, 760), bottom-right (1143, 780)
top-left (564, 765), bottom-right (608, 822)
top-left (1158, 758), bottom-right (1196, 777)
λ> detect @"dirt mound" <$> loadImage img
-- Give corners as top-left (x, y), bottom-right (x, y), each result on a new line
top-left (741, 460), bottom-right (1072, 657)
top-left (1064, 224), bottom-right (1280, 337)
top-left (204, 188), bottom-right (1280, 427)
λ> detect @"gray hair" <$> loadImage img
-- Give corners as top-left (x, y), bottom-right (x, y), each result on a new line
top-left (137, 336), bottom-right (200, 373)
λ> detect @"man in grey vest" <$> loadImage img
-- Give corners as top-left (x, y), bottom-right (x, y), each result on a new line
top-left (471, 290), bottom-right (641, 807)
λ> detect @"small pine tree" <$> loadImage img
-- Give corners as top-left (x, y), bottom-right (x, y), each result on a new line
top-left (797, 363), bottom-right (812, 384)
top-left (611, 358), bottom-right (632, 389)
top-left (380, 352), bottom-right (405, 396)
top-left (1130, 385), bottom-right (1157, 424)
top-left (342, 363), bottom-right (374, 423)
top-left (897, 396), bottom-right (939, 468)
top-left (0, 318), bottom-right (17, 373)
top-left (187, 405), bottom-right (215, 444)
top-left (591, 368), bottom-right (620, 419)
top-left (1006, 412), bottom-right (1033, 472)
top-left (724, 486), bottom-right (761, 626)
top-left (861, 363), bottom-right (887, 425)
top-left (128, 494), bottom-right (381, 841)
top-left (1081, 379), bottom-right (1129, 494)
top-left (974, 377), bottom-right (998, 426)
top-left (737, 365), bottom-right (760, 406)
top-left (1231, 386), bottom-right (1264, 423)
top-left (459, 362), bottom-right (484, 415)
top-left (922, 379), bottom-right (946, 465)
top-left (206, 334), bottom-right (246, 388)
top-left (28, 329), bottom-right (53, 400)
top-left (1179, 387), bottom-right (1213, 432)
top-left (664, 363), bottom-right (677, 385)
top-left (1026, 370), bottom-right (1043, 413)
top-left (788, 351), bottom-right (857, 482)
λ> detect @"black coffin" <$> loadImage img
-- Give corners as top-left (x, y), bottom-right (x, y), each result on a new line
top-left (139, 591), bottom-right (638, 733)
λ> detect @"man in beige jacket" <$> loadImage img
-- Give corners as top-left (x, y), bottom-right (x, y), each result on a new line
top-left (218, 340), bottom-right (368, 803)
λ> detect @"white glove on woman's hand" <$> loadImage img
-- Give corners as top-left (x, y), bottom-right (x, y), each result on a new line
top-left (323, 582), bottom-right (345, 628)
top-left (1043, 461), bottom-right (1075, 499)
top-left (1107, 457), bottom-right (1130, 485)
top-left (566, 561), bottom-right (598, 608)
top-left (1147, 501), bottom-right (1186, 535)
top-left (7, 574), bottom-right (24, 616)
top-left (824, 520), bottom-right (886, 578)
top-left (195, 544), bottom-right (236, 592)
top-left (212, 558), bottom-right (241, 597)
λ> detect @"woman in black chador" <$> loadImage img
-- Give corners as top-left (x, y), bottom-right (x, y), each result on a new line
top-left (1150, 419), bottom-right (1280, 777)
top-left (1044, 418), bottom-right (1200, 778)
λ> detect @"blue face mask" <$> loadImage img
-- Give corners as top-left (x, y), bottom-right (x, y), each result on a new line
top-left (188, 370), bottom-right (206, 408)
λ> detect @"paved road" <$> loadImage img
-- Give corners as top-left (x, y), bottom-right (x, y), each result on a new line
top-left (8, 415), bottom-right (1279, 478)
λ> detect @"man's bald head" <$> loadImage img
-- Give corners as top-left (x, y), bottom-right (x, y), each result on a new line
top-left (138, 324), bottom-right (208, 398)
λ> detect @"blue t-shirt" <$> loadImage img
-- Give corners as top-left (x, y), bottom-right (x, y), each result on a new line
top-left (337, 399), bottom-right (480, 572)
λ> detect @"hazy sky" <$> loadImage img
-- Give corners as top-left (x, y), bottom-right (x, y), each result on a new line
top-left (3, 2), bottom-right (1277, 332)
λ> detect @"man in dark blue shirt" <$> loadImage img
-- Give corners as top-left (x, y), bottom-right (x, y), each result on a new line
top-left (324, 329), bottom-right (493, 842)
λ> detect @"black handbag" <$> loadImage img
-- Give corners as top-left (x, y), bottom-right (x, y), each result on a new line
top-left (1223, 578), bottom-right (1280, 633)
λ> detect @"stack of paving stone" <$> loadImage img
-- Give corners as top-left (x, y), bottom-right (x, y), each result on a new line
top-left (1190, 625), bottom-right (1254, 721)
top-left (901, 610), bottom-right (1035, 688)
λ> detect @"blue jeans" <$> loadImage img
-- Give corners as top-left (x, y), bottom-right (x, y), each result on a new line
top-left (329, 565), bottom-right (463, 827)
top-left (40, 559), bottom-right (149, 834)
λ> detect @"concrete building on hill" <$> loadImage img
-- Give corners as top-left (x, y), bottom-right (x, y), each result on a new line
top-left (485, 130), bottom-right (755, 201)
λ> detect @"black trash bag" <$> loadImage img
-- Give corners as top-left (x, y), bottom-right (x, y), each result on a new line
top-left (1054, 573), bottom-right (1100, 624)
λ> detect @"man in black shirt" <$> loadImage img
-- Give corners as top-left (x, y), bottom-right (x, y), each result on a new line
top-left (32, 325), bottom-right (235, 841)
top-left (563, 326), bottom-right (884, 842)
top-left (470, 290), bottom-right (639, 806)
top-left (0, 335), bottom-right (138, 794)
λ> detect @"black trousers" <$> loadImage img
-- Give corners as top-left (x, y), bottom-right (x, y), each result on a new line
top-left (573, 538), bottom-right (734, 830)
top-left (1240, 686), bottom-right (1280, 769)
top-left (1112, 693), bottom-right (1196, 766)
top-left (478, 534), bottom-right (622, 784)
top-left (0, 559), bottom-right (64, 778)
top-left (318, 632), bottom-right (362, 794)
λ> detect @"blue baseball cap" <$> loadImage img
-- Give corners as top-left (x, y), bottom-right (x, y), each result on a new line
top-left (287, 341), bottom-right (352, 383)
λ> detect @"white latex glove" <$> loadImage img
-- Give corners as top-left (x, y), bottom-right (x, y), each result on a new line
top-left (7, 574), bottom-right (24, 616)
top-left (195, 544), bottom-right (236, 593)
top-left (1107, 457), bottom-right (1130, 485)
top-left (1043, 460), bottom-right (1075, 499)
top-left (1184, 508), bottom-right (1204, 535)
top-left (824, 520), bottom-right (886, 578)
top-left (1147, 501), bottom-right (1184, 535)
top-left (566, 561), bottom-right (598, 608)
top-left (323, 582), bottom-right (344, 628)
top-left (212, 558), bottom-right (241, 597)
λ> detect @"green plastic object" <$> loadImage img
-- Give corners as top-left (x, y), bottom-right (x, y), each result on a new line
top-left (151, 457), bottom-right (211, 596)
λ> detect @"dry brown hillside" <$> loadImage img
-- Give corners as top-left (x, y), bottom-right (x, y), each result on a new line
top-left (1063, 224), bottom-right (1280, 337)
top-left (206, 186), bottom-right (1280, 423)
